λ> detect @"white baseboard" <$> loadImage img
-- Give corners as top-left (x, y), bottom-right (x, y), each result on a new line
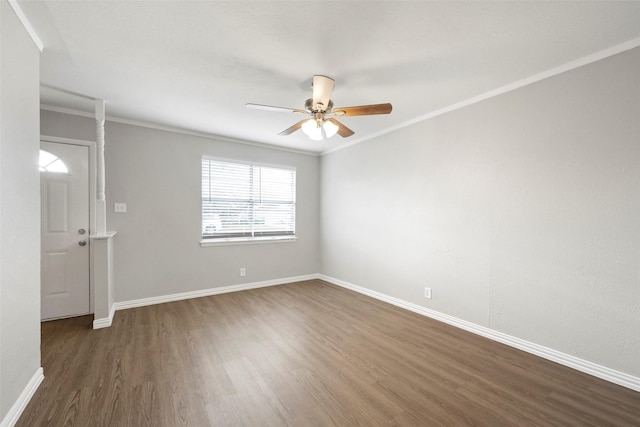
top-left (0, 367), bottom-right (44, 427)
top-left (318, 274), bottom-right (640, 393)
top-left (93, 303), bottom-right (116, 329)
top-left (89, 272), bottom-right (640, 392)
top-left (114, 274), bottom-right (319, 311)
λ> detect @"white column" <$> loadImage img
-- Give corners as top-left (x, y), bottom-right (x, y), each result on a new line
top-left (95, 99), bottom-right (107, 235)
top-left (92, 99), bottom-right (116, 328)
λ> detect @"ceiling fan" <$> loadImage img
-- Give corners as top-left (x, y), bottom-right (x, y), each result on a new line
top-left (246, 75), bottom-right (392, 141)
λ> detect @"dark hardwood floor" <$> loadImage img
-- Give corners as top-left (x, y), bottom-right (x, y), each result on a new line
top-left (18, 279), bottom-right (640, 426)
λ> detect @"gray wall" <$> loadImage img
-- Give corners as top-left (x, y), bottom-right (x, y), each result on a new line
top-left (320, 47), bottom-right (640, 377)
top-left (0, 0), bottom-right (42, 420)
top-left (40, 110), bottom-right (96, 142)
top-left (40, 48), bottom-right (639, 380)
top-left (41, 112), bottom-right (320, 302)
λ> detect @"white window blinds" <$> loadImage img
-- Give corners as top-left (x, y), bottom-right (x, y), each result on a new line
top-left (202, 158), bottom-right (296, 240)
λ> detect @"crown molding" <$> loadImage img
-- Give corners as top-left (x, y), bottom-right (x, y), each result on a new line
top-left (40, 104), bottom-right (319, 157)
top-left (322, 37), bottom-right (640, 156)
top-left (41, 104), bottom-right (94, 118)
top-left (40, 36), bottom-right (640, 158)
top-left (7, 0), bottom-right (44, 52)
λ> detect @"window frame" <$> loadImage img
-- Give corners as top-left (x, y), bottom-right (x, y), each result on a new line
top-left (200, 156), bottom-right (297, 246)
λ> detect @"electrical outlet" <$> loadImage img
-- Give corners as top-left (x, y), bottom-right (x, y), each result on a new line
top-left (114, 203), bottom-right (127, 213)
top-left (240, 268), bottom-right (246, 277)
top-left (424, 287), bottom-right (432, 299)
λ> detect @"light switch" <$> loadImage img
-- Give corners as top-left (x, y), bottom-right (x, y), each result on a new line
top-left (114, 203), bottom-right (127, 213)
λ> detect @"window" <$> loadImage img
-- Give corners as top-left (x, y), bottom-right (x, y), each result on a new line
top-left (201, 158), bottom-right (296, 243)
top-left (39, 150), bottom-right (68, 173)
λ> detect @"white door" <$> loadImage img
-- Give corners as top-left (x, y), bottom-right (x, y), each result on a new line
top-left (40, 141), bottom-right (90, 320)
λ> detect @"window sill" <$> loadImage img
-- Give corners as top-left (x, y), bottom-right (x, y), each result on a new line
top-left (200, 236), bottom-right (297, 247)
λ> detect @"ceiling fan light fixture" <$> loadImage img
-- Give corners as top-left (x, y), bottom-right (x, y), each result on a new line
top-left (302, 118), bottom-right (323, 140)
top-left (322, 119), bottom-right (339, 138)
top-left (301, 118), bottom-right (319, 136)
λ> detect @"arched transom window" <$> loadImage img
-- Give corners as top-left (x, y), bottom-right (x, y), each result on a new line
top-left (39, 150), bottom-right (68, 173)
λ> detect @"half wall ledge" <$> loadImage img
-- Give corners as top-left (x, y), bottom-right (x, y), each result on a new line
top-left (90, 231), bottom-right (117, 329)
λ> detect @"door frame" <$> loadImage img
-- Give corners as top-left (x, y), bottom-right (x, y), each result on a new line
top-left (41, 135), bottom-right (97, 314)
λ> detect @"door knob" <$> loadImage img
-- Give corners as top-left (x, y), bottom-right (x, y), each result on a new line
top-left (78, 228), bottom-right (86, 235)
top-left (78, 240), bottom-right (87, 246)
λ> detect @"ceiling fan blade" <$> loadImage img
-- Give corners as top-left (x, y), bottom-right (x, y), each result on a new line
top-left (332, 103), bottom-right (392, 117)
top-left (327, 118), bottom-right (354, 138)
top-left (279, 119), bottom-right (308, 136)
top-left (312, 75), bottom-right (334, 111)
top-left (246, 103), bottom-right (306, 114)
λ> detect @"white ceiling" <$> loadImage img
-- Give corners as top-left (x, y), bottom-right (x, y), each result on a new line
top-left (19, 1), bottom-right (640, 154)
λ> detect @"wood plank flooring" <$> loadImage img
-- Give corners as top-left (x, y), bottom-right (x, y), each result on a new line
top-left (18, 279), bottom-right (640, 426)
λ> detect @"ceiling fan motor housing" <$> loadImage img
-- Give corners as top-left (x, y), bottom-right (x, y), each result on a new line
top-left (305, 98), bottom-right (333, 114)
